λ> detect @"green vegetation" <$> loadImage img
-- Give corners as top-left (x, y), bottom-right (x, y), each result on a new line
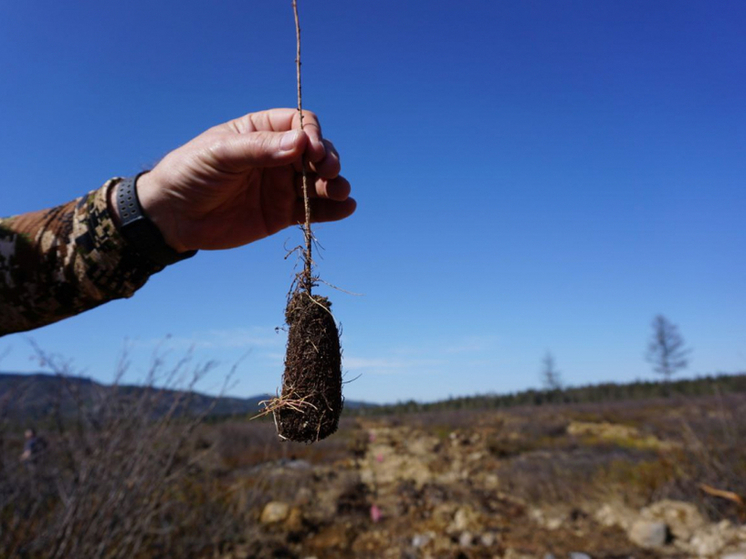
top-left (350, 372), bottom-right (746, 416)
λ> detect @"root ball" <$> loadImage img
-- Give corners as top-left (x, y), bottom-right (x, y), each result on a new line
top-left (277, 292), bottom-right (343, 442)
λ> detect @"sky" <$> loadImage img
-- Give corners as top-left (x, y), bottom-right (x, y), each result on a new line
top-left (0, 1), bottom-right (744, 404)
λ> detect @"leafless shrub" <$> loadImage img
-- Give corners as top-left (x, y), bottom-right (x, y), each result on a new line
top-left (672, 396), bottom-right (746, 520)
top-left (0, 346), bottom-right (240, 558)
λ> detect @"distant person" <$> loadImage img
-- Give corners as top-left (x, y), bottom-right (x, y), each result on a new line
top-left (0, 109), bottom-right (355, 336)
top-left (20, 428), bottom-right (46, 464)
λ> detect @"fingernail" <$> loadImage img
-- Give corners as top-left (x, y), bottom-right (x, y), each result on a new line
top-left (280, 130), bottom-right (300, 152)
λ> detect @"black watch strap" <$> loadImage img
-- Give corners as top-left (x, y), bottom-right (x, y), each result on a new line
top-left (116, 173), bottom-right (197, 267)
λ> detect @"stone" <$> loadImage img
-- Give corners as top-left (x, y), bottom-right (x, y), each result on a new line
top-left (286, 507), bottom-right (304, 532)
top-left (453, 509), bottom-right (470, 529)
top-left (529, 507), bottom-right (565, 530)
top-left (362, 429), bottom-right (435, 488)
top-left (481, 532), bottom-right (497, 547)
top-left (595, 502), bottom-right (636, 531)
top-left (459, 531), bottom-right (473, 548)
top-left (449, 506), bottom-right (480, 533)
top-left (569, 554), bottom-right (591, 559)
top-left (260, 501), bottom-right (290, 524)
top-left (628, 520), bottom-right (669, 548)
top-left (642, 500), bottom-right (707, 542)
top-left (529, 507), bottom-right (547, 526)
top-left (690, 527), bottom-right (728, 557)
top-left (721, 554), bottom-right (746, 559)
top-left (673, 519), bottom-right (742, 557)
top-left (484, 473), bottom-right (499, 489)
top-left (412, 533), bottom-right (433, 548)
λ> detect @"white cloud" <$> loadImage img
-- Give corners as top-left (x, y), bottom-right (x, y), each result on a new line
top-left (442, 334), bottom-right (500, 354)
top-left (202, 327), bottom-right (284, 349)
top-left (343, 356), bottom-right (444, 373)
top-left (133, 326), bottom-right (285, 351)
top-left (342, 333), bottom-right (500, 376)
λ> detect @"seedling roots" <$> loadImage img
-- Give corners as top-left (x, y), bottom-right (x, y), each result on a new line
top-left (276, 291), bottom-right (343, 442)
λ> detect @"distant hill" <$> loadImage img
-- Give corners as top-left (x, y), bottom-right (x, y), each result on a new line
top-left (0, 372), bottom-right (264, 422)
top-left (6, 371), bottom-right (745, 423)
top-left (0, 372), bottom-right (376, 424)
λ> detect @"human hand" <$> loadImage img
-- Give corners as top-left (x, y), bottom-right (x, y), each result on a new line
top-left (114, 108), bottom-right (356, 253)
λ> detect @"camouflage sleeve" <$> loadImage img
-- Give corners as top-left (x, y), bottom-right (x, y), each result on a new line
top-left (0, 179), bottom-right (163, 336)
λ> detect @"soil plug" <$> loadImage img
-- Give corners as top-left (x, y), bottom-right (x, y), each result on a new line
top-left (267, 0), bottom-right (344, 443)
top-left (277, 292), bottom-right (342, 442)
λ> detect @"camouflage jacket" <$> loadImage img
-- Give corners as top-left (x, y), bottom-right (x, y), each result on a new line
top-left (0, 179), bottom-right (163, 336)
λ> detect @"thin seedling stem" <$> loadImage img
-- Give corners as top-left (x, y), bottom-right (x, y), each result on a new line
top-left (293, 0), bottom-right (313, 294)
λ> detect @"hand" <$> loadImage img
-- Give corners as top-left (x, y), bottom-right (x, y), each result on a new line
top-left (115, 108), bottom-right (356, 252)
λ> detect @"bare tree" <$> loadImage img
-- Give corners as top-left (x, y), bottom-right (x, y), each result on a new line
top-left (540, 352), bottom-right (563, 391)
top-left (646, 314), bottom-right (691, 381)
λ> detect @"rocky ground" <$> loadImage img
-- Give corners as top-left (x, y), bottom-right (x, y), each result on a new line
top-left (211, 397), bottom-right (746, 558)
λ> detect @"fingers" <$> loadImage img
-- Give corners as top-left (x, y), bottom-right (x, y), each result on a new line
top-left (293, 198), bottom-right (357, 225)
top-left (295, 175), bottom-right (351, 201)
top-left (224, 108), bottom-right (298, 134)
top-left (318, 176), bottom-right (351, 201)
top-left (208, 129), bottom-right (308, 172)
top-left (284, 111), bottom-right (327, 164)
top-left (224, 108), bottom-right (331, 166)
top-left (266, 108), bottom-right (326, 159)
top-left (309, 139), bottom-right (341, 178)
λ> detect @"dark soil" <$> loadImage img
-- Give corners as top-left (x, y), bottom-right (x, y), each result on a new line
top-left (278, 292), bottom-right (343, 443)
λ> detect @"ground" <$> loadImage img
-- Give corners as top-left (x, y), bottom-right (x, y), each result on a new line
top-left (204, 395), bottom-right (746, 558)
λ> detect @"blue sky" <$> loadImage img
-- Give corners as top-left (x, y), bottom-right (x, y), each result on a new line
top-left (1, 1), bottom-right (744, 403)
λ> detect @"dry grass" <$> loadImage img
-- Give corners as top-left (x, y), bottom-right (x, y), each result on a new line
top-left (214, 417), bottom-right (356, 470)
top-left (0, 349), bottom-right (238, 558)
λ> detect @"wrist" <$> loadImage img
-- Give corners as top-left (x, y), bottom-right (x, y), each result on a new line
top-left (108, 181), bottom-right (123, 228)
top-left (133, 172), bottom-right (188, 253)
top-left (111, 174), bottom-right (196, 266)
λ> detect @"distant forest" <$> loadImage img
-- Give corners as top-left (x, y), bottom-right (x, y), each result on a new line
top-left (349, 372), bottom-right (746, 416)
top-left (4, 370), bottom-right (746, 423)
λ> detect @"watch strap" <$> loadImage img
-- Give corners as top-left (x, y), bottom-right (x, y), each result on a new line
top-left (116, 173), bottom-right (197, 267)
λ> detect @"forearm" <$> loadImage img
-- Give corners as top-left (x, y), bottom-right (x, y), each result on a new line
top-left (0, 179), bottom-right (163, 336)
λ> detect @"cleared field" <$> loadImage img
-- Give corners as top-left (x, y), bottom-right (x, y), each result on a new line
top-left (2, 389), bottom-right (745, 558)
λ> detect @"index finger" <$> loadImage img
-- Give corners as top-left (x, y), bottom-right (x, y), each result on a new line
top-left (225, 109), bottom-right (327, 162)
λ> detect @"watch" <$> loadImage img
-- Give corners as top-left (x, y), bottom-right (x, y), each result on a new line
top-left (115, 173), bottom-right (197, 267)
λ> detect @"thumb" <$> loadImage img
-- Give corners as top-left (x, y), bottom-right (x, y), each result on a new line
top-left (212, 129), bottom-right (307, 171)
